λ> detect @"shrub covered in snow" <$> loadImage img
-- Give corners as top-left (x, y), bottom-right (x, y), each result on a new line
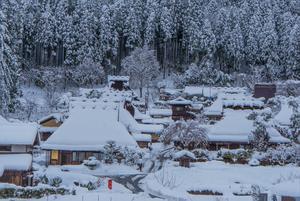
top-left (217, 149), bottom-right (252, 164)
top-left (0, 186), bottom-right (71, 199)
top-left (83, 156), bottom-right (100, 170)
top-left (49, 177), bottom-right (62, 187)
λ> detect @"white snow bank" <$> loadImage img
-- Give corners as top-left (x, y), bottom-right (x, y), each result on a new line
top-left (174, 150), bottom-right (196, 159)
top-left (144, 161), bottom-right (300, 199)
top-left (0, 123), bottom-right (38, 145)
top-left (0, 115), bottom-right (8, 124)
top-left (0, 154), bottom-right (32, 171)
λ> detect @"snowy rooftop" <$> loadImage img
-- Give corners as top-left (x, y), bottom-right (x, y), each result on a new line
top-left (0, 123), bottom-right (38, 145)
top-left (168, 96), bottom-right (192, 105)
top-left (132, 133), bottom-right (152, 142)
top-left (184, 86), bottom-right (218, 98)
top-left (38, 113), bottom-right (64, 124)
top-left (142, 117), bottom-right (173, 125)
top-left (108, 75), bottom-right (130, 82)
top-left (119, 107), bottom-right (164, 134)
top-left (204, 97), bottom-right (223, 116)
top-left (208, 109), bottom-right (290, 143)
top-left (149, 108), bottom-right (172, 116)
top-left (42, 107), bottom-right (138, 151)
top-left (0, 154), bottom-right (32, 173)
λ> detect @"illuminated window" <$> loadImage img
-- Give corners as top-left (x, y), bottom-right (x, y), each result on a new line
top-left (51, 150), bottom-right (59, 160)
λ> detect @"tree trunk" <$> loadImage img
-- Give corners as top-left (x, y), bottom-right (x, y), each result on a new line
top-left (139, 87), bottom-right (143, 98)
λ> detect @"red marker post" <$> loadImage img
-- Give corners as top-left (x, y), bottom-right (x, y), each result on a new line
top-left (108, 179), bottom-right (112, 190)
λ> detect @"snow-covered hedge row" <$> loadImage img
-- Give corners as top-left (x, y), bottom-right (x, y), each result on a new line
top-left (0, 186), bottom-right (72, 199)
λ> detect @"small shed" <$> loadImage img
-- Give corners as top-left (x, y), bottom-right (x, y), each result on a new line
top-left (254, 83), bottom-right (276, 100)
top-left (0, 154), bottom-right (33, 186)
top-left (38, 113), bottom-right (64, 141)
top-left (174, 150), bottom-right (196, 168)
top-left (108, 75), bottom-right (130, 91)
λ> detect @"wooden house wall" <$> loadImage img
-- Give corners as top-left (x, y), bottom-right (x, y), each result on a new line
top-left (48, 150), bottom-right (103, 165)
top-left (0, 170), bottom-right (30, 186)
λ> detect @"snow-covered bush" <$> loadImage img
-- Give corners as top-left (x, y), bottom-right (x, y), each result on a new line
top-left (265, 144), bottom-right (299, 165)
top-left (217, 149), bottom-right (252, 164)
top-left (121, 147), bottom-right (143, 166)
top-left (248, 158), bottom-right (260, 166)
top-left (83, 156), bottom-right (100, 170)
top-left (192, 149), bottom-right (209, 161)
top-left (0, 187), bottom-right (71, 199)
top-left (50, 177), bottom-right (62, 187)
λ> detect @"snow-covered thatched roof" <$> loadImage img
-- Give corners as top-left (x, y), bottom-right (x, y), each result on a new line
top-left (208, 109), bottom-right (290, 143)
top-left (42, 107), bottom-right (138, 151)
top-left (169, 96), bottom-right (192, 105)
top-left (0, 123), bottom-right (38, 145)
top-left (149, 108), bottom-right (172, 116)
top-left (204, 97), bottom-right (223, 116)
top-left (108, 75), bottom-right (130, 82)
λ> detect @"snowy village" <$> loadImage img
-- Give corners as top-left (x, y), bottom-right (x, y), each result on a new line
top-left (0, 0), bottom-right (300, 201)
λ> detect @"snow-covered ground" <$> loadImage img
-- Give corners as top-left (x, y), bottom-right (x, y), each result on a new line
top-left (144, 161), bottom-right (300, 201)
top-left (2, 192), bottom-right (163, 201)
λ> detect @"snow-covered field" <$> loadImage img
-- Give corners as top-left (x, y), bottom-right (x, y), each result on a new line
top-left (144, 161), bottom-right (300, 201)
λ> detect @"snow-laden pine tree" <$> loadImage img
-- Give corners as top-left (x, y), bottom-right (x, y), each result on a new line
top-left (121, 46), bottom-right (160, 97)
top-left (249, 118), bottom-right (270, 152)
top-left (288, 21), bottom-right (300, 79)
top-left (0, 10), bottom-right (19, 114)
top-left (290, 112), bottom-right (300, 142)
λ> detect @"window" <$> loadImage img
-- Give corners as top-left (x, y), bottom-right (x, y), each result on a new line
top-left (72, 152), bottom-right (78, 161)
top-left (51, 150), bottom-right (59, 160)
top-left (175, 106), bottom-right (184, 112)
top-left (78, 152), bottom-right (85, 162)
top-left (0, 146), bottom-right (11, 152)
